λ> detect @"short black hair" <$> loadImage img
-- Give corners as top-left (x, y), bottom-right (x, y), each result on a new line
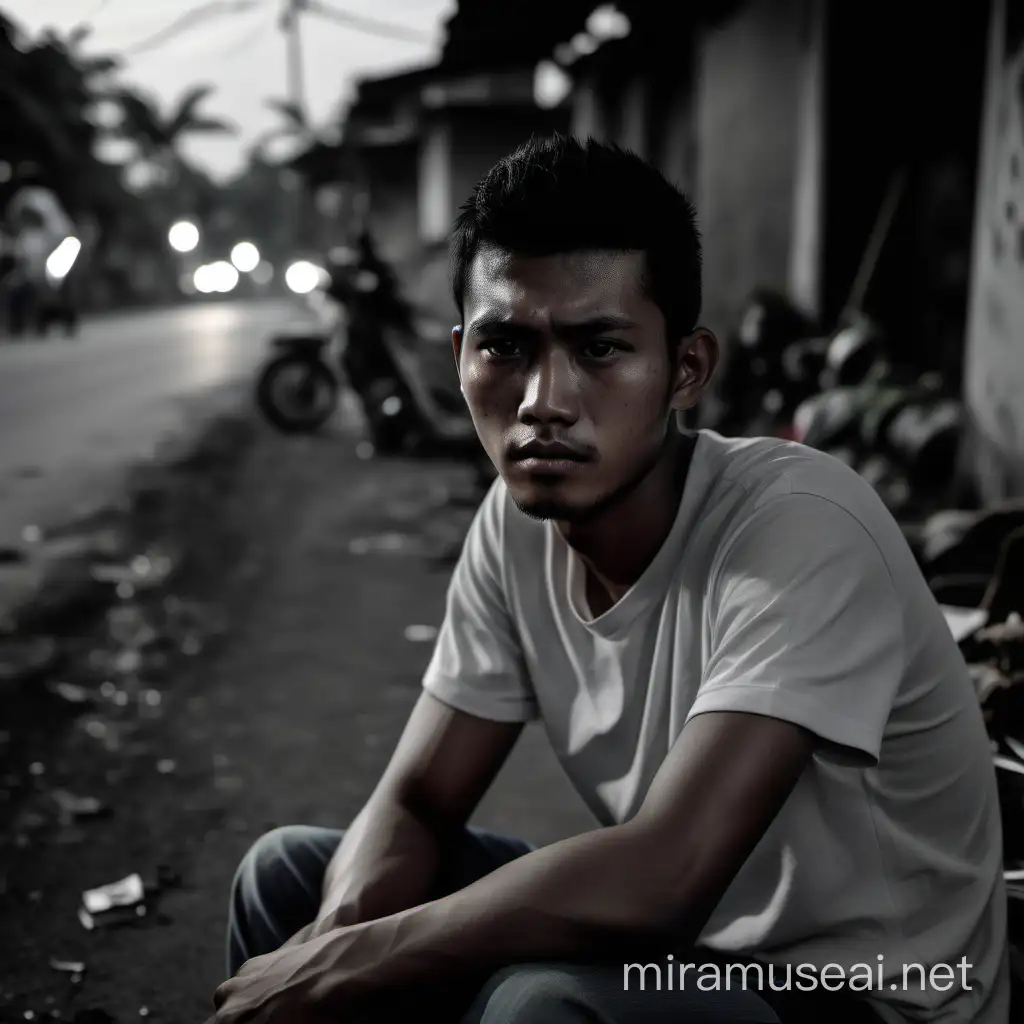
top-left (449, 133), bottom-right (702, 341)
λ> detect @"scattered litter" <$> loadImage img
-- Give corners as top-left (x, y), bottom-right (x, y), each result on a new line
top-left (49, 681), bottom-right (91, 705)
top-left (83, 873), bottom-right (144, 915)
top-left (91, 551), bottom-right (174, 590)
top-left (113, 649), bottom-right (142, 675)
top-left (83, 719), bottom-right (108, 740)
top-left (49, 958), bottom-right (86, 975)
top-left (404, 624), bottom-right (438, 643)
top-left (348, 532), bottom-right (417, 556)
top-left (80, 718), bottom-right (120, 752)
top-left (78, 873), bottom-right (150, 931)
top-left (21, 525), bottom-right (43, 544)
top-left (52, 790), bottom-right (108, 823)
top-left (156, 759), bottom-right (176, 774)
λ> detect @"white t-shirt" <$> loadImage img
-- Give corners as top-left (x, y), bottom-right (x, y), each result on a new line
top-left (422, 429), bottom-right (1009, 1023)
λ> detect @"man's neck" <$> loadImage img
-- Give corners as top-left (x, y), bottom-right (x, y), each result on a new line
top-left (556, 430), bottom-right (696, 612)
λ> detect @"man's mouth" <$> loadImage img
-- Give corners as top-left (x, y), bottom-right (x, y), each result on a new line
top-left (510, 440), bottom-right (591, 462)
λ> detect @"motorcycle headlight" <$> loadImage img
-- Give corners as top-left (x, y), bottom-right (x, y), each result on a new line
top-left (45, 236), bottom-right (81, 282)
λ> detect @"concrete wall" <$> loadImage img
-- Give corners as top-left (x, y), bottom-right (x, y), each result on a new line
top-left (416, 108), bottom-right (568, 248)
top-left (963, 0), bottom-right (1024, 500)
top-left (692, 0), bottom-right (816, 338)
top-left (418, 122), bottom-right (452, 244)
top-left (363, 143), bottom-right (420, 264)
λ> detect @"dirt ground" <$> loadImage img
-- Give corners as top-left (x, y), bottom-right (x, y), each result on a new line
top-left (0, 406), bottom-right (594, 1023)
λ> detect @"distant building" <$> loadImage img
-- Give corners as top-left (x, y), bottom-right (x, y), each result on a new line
top-left (290, 60), bottom-right (567, 325)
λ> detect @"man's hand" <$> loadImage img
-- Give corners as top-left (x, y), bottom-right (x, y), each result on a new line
top-left (278, 921), bottom-right (314, 949)
top-left (212, 931), bottom-right (363, 1024)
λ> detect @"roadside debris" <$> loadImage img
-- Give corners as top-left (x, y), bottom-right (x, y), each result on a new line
top-left (83, 872), bottom-right (143, 913)
top-left (78, 873), bottom-right (146, 930)
top-left (52, 789), bottom-right (109, 824)
top-left (403, 624), bottom-right (438, 643)
top-left (48, 958), bottom-right (86, 975)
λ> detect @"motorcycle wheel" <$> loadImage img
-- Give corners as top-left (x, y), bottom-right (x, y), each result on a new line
top-left (256, 353), bottom-right (339, 433)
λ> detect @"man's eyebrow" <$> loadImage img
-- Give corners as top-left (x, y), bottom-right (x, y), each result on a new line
top-left (467, 314), bottom-right (639, 338)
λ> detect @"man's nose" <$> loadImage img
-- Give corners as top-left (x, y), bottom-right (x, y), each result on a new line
top-left (518, 348), bottom-right (579, 426)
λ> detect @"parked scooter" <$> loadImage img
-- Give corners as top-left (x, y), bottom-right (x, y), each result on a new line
top-left (255, 240), bottom-right (483, 463)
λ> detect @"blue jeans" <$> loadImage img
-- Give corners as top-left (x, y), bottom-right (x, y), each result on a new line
top-left (227, 825), bottom-right (883, 1023)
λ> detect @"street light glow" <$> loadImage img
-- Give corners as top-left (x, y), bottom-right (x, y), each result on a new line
top-left (169, 220), bottom-right (200, 253)
top-left (193, 261), bottom-right (239, 294)
top-left (208, 261), bottom-right (239, 293)
top-left (285, 260), bottom-right (321, 294)
top-left (251, 261), bottom-right (274, 286)
top-left (231, 241), bottom-right (260, 272)
top-left (193, 265), bottom-right (215, 293)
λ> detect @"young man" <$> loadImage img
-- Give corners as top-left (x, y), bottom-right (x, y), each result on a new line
top-left (214, 135), bottom-right (1008, 1023)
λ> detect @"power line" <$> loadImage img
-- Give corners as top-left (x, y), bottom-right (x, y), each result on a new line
top-left (217, 8), bottom-right (275, 59)
top-left (121, 0), bottom-right (265, 57)
top-left (86, 0), bottom-right (115, 19)
top-left (306, 0), bottom-right (433, 44)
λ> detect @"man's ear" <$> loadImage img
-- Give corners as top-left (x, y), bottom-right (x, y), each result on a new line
top-left (452, 325), bottom-right (463, 379)
top-left (670, 328), bottom-right (720, 413)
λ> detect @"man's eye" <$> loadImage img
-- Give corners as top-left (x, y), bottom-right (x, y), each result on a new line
top-left (582, 340), bottom-right (620, 360)
top-left (481, 340), bottom-right (521, 359)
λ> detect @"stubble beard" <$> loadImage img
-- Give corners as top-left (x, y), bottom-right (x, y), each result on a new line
top-left (509, 432), bottom-right (672, 526)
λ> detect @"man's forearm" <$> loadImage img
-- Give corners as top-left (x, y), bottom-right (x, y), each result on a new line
top-left (314, 790), bottom-right (446, 931)
top-left (329, 820), bottom-right (690, 995)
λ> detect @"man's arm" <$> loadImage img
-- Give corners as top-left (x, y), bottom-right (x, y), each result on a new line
top-left (310, 710), bottom-right (814, 1000)
top-left (301, 690), bottom-right (524, 940)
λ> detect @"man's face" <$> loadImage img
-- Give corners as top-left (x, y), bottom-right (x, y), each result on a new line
top-left (454, 246), bottom-right (698, 522)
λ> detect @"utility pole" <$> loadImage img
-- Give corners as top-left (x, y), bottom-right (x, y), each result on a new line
top-left (280, 0), bottom-right (310, 251)
top-left (282, 0), bottom-right (309, 126)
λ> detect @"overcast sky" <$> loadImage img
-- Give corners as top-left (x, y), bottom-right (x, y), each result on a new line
top-left (4, 0), bottom-right (455, 179)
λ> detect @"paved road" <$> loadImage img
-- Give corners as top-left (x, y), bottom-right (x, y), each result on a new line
top-left (0, 299), bottom-right (313, 546)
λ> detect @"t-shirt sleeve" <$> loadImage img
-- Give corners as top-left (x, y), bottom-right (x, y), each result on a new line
top-left (421, 482), bottom-right (539, 723)
top-left (688, 492), bottom-right (905, 767)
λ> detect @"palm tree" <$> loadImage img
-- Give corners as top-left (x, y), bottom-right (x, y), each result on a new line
top-left (113, 83), bottom-right (236, 189)
top-left (248, 98), bottom-right (316, 163)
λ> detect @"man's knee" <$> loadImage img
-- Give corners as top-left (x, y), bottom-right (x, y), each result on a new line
top-left (231, 825), bottom-right (314, 906)
top-left (470, 965), bottom-right (588, 1023)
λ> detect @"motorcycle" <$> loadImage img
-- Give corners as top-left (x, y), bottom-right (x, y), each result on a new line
top-left (255, 249), bottom-right (482, 462)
